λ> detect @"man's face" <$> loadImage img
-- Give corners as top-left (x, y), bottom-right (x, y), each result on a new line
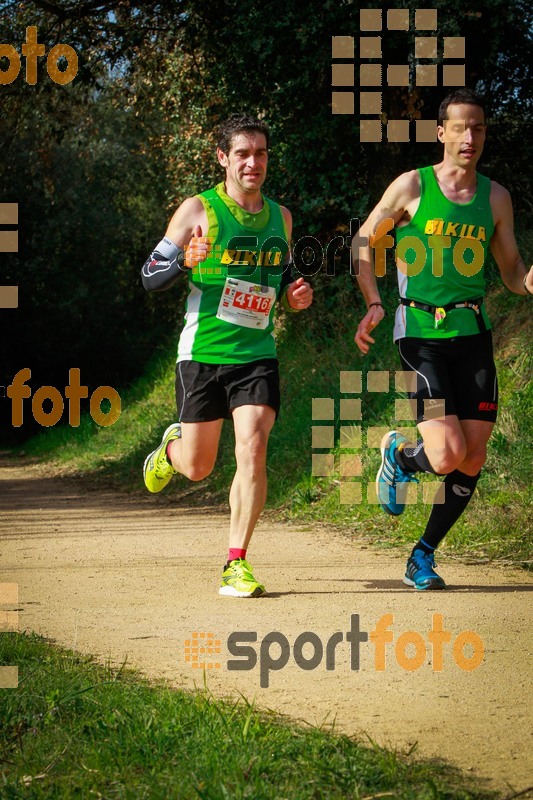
top-left (217, 132), bottom-right (268, 194)
top-left (437, 103), bottom-right (486, 168)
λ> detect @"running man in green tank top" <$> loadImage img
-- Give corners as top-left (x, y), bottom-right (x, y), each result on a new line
top-left (140, 114), bottom-right (313, 597)
top-left (353, 89), bottom-right (532, 590)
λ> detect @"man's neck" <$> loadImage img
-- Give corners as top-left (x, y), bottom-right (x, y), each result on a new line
top-left (434, 160), bottom-right (477, 192)
top-left (223, 181), bottom-right (264, 213)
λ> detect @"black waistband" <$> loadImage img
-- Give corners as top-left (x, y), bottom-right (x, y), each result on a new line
top-left (400, 297), bottom-right (486, 332)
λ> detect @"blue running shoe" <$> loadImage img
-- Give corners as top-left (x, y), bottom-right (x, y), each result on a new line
top-left (376, 430), bottom-right (419, 516)
top-left (404, 548), bottom-right (446, 590)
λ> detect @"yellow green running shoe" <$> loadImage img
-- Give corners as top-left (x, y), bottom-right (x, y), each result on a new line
top-left (219, 558), bottom-right (265, 597)
top-left (143, 423), bottom-right (181, 493)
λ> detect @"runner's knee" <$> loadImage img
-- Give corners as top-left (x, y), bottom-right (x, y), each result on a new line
top-left (182, 460), bottom-right (215, 482)
top-left (235, 430), bottom-right (269, 471)
top-left (425, 441), bottom-right (467, 474)
top-left (458, 444), bottom-right (488, 475)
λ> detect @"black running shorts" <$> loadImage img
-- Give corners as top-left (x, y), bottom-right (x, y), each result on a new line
top-left (175, 358), bottom-right (280, 422)
top-left (397, 331), bottom-right (498, 424)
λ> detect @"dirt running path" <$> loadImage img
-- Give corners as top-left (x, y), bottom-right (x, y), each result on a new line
top-left (1, 462), bottom-right (532, 793)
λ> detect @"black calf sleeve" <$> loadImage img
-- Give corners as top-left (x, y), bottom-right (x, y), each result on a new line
top-left (420, 469), bottom-right (481, 550)
top-left (395, 439), bottom-right (442, 475)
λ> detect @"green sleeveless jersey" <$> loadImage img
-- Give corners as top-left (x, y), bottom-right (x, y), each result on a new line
top-left (177, 182), bottom-right (289, 364)
top-left (393, 166), bottom-right (495, 340)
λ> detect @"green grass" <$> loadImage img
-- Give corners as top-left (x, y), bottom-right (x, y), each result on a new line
top-left (15, 279), bottom-right (533, 564)
top-left (0, 631), bottom-right (498, 799)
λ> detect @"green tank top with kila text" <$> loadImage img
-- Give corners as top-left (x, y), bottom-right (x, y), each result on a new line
top-left (393, 166), bottom-right (495, 340)
top-left (177, 182), bottom-right (289, 364)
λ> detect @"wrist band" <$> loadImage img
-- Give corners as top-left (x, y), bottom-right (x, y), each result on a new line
top-left (368, 301), bottom-right (386, 317)
top-left (281, 291), bottom-right (300, 313)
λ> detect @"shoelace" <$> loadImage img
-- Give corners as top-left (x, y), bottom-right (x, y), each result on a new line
top-left (413, 551), bottom-right (436, 570)
top-left (154, 452), bottom-right (172, 477)
top-left (385, 450), bottom-right (419, 484)
top-left (396, 464), bottom-right (420, 483)
top-left (233, 562), bottom-right (249, 574)
top-left (227, 560), bottom-right (254, 580)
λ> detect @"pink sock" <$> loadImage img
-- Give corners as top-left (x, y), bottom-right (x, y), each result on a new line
top-left (228, 548), bottom-right (246, 563)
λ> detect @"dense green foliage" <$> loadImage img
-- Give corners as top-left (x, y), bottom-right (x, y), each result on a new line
top-left (1, 0), bottom-right (531, 443)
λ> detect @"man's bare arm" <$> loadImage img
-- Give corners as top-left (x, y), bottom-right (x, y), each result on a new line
top-left (489, 182), bottom-right (532, 295)
top-left (165, 197), bottom-right (208, 251)
top-left (141, 197), bottom-right (209, 292)
top-left (278, 206), bottom-right (313, 310)
top-left (353, 170), bottom-right (420, 353)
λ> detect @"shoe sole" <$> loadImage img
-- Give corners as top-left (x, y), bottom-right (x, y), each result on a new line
top-left (219, 586), bottom-right (266, 598)
top-left (142, 450), bottom-right (159, 492)
top-left (403, 576), bottom-right (446, 590)
top-left (376, 430), bottom-right (402, 516)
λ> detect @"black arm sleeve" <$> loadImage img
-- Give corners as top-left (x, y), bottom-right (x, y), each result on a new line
top-left (141, 237), bottom-right (187, 292)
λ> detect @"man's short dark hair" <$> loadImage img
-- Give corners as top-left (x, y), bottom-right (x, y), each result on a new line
top-left (438, 89), bottom-right (486, 127)
top-left (217, 114), bottom-right (270, 155)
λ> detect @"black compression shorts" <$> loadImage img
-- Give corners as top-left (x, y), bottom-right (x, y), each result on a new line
top-left (397, 331), bottom-right (498, 424)
top-left (175, 358), bottom-right (280, 422)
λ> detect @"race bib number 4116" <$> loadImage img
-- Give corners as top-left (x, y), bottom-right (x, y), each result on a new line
top-left (216, 277), bottom-right (275, 329)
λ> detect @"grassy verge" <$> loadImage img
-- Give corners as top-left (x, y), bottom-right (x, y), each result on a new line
top-left (13, 280), bottom-right (532, 565)
top-left (0, 631), bottom-right (498, 799)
